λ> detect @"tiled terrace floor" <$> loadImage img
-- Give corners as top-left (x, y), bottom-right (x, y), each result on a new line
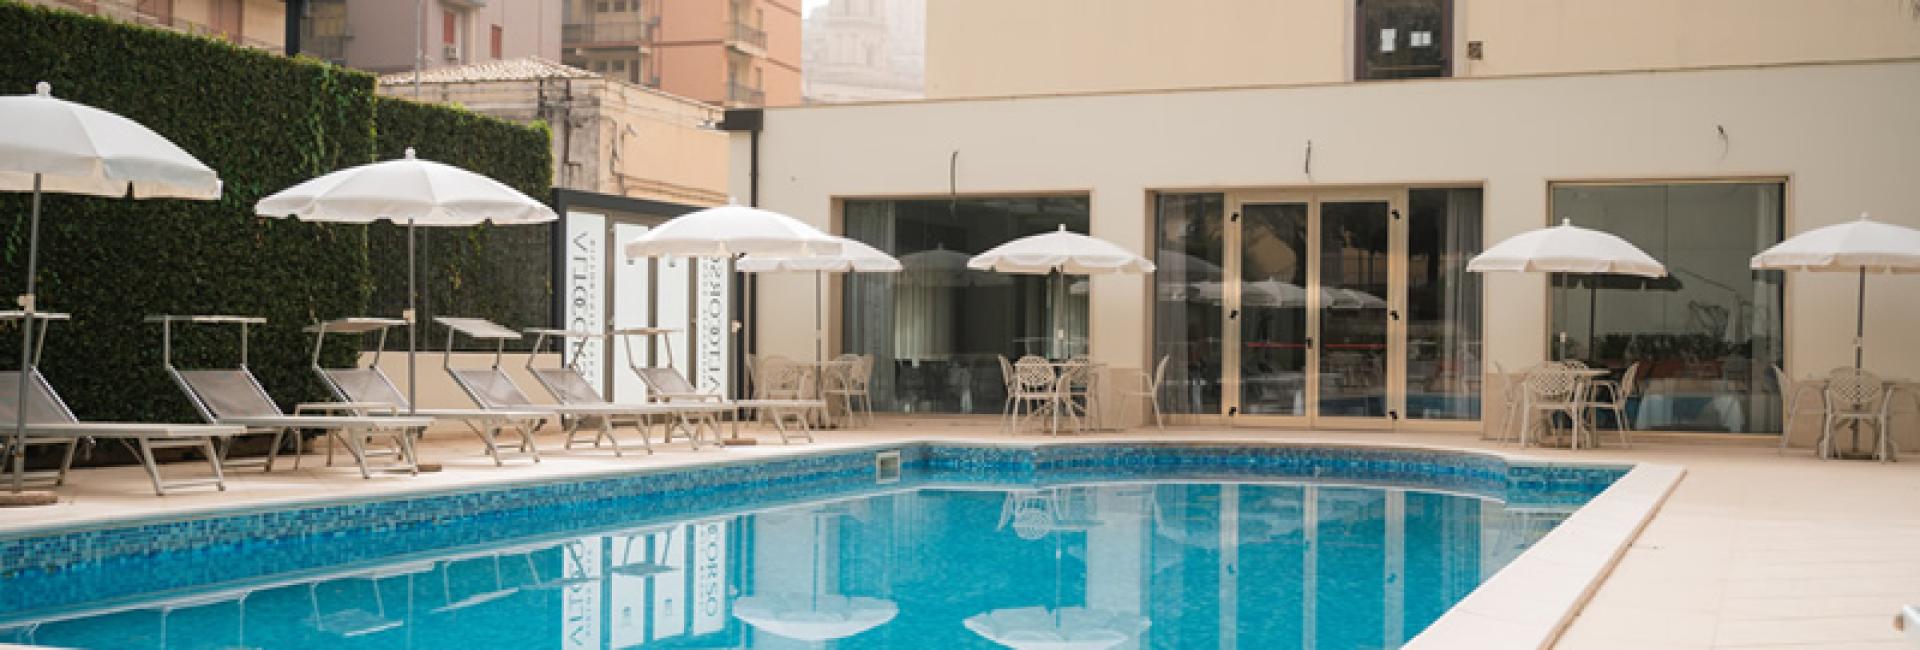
top-left (1, 416), bottom-right (1916, 649)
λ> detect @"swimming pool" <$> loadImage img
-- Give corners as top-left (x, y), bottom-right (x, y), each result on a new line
top-left (0, 443), bottom-right (1629, 649)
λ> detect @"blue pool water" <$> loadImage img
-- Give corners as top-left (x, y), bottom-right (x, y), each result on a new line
top-left (0, 444), bottom-right (1623, 649)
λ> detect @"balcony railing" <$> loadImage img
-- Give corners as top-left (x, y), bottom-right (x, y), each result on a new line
top-left (562, 19), bottom-right (658, 47)
top-left (46, 0), bottom-right (281, 51)
top-left (726, 81), bottom-right (765, 106)
top-left (727, 21), bottom-right (767, 51)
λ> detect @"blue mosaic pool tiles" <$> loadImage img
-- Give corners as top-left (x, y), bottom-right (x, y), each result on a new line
top-left (0, 442), bottom-right (1626, 619)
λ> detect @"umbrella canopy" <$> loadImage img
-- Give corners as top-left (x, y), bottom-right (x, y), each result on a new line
top-left (1751, 213), bottom-right (1920, 273)
top-left (254, 148), bottom-right (554, 225)
top-left (0, 82), bottom-right (221, 493)
top-left (900, 245), bottom-right (1009, 287)
top-left (255, 147), bottom-right (555, 415)
top-left (622, 203), bottom-right (840, 259)
top-left (733, 593), bottom-right (898, 642)
top-left (0, 82), bottom-right (221, 199)
top-left (736, 237), bottom-right (902, 273)
top-left (1752, 213), bottom-right (1920, 368)
top-left (1467, 219), bottom-right (1667, 278)
top-left (968, 226), bottom-right (1157, 275)
top-left (963, 606), bottom-right (1150, 650)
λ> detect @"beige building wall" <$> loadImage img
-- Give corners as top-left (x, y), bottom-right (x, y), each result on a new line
top-left (381, 66), bottom-right (727, 206)
top-left (927, 0), bottom-right (1920, 97)
top-left (345, 0), bottom-right (562, 75)
top-left (736, 59), bottom-right (1920, 438)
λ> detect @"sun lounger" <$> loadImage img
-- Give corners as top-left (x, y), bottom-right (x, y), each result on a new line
top-left (306, 317), bottom-right (555, 466)
top-left (609, 328), bottom-right (823, 444)
top-left (438, 318), bottom-right (728, 453)
top-left (523, 328), bottom-right (733, 452)
top-left (152, 315), bottom-right (431, 479)
top-left (0, 311), bottom-right (249, 495)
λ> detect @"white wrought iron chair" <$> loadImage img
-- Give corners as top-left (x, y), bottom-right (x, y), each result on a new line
top-left (823, 354), bottom-right (875, 427)
top-left (996, 354), bottom-right (1017, 424)
top-left (1584, 361), bottom-right (1639, 448)
top-left (1820, 367), bottom-right (1896, 462)
top-left (1519, 361), bottom-right (1586, 448)
top-left (1489, 361), bottom-right (1529, 443)
top-left (1006, 356), bottom-right (1061, 434)
top-left (1118, 354), bottom-right (1170, 430)
top-left (1771, 364), bottom-right (1826, 455)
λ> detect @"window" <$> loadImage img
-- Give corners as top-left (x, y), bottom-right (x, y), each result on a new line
top-left (489, 25), bottom-right (502, 59)
top-left (842, 197), bottom-right (1092, 414)
top-left (1548, 182), bottom-right (1786, 433)
top-left (1356, 0), bottom-right (1450, 80)
top-left (1153, 194), bottom-right (1226, 415)
top-left (442, 10), bottom-right (456, 45)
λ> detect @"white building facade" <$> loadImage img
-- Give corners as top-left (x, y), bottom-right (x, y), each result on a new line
top-left (729, 58), bottom-right (1920, 441)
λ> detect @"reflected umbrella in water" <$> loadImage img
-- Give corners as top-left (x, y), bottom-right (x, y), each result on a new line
top-left (733, 593), bottom-right (899, 644)
top-left (734, 502), bottom-right (898, 645)
top-left (963, 606), bottom-right (1150, 650)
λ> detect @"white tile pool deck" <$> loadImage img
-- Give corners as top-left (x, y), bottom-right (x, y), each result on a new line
top-left (1, 417), bottom-right (1915, 649)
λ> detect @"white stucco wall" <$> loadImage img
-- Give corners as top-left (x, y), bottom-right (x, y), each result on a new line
top-left (736, 59), bottom-right (1920, 420)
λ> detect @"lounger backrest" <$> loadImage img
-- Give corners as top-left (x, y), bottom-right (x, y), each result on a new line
top-left (448, 368), bottom-right (536, 409)
top-left (321, 368), bottom-right (412, 409)
top-left (530, 368), bottom-right (605, 405)
top-left (635, 367), bottom-right (702, 398)
top-left (0, 370), bottom-right (80, 425)
top-left (175, 369), bottom-right (285, 419)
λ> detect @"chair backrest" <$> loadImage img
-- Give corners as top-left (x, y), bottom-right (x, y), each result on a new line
top-left (1770, 363), bottom-right (1791, 392)
top-left (1012, 356), bottom-right (1056, 393)
top-left (1150, 354), bottom-right (1171, 391)
top-left (635, 367), bottom-right (704, 399)
top-left (1618, 362), bottom-right (1643, 397)
top-left (757, 357), bottom-right (807, 398)
top-left (448, 368), bottom-right (537, 409)
top-left (1521, 363), bottom-right (1581, 403)
top-left (0, 370), bottom-right (79, 425)
top-left (1824, 367), bottom-right (1884, 409)
top-left (175, 369), bottom-right (286, 420)
top-left (530, 367), bottom-right (607, 405)
top-left (997, 355), bottom-right (1014, 389)
top-left (320, 367), bottom-right (411, 410)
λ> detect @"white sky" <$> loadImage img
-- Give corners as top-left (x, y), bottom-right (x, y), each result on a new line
top-left (802, 0), bottom-right (829, 16)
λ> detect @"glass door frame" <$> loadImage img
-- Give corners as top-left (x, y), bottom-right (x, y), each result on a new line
top-left (1223, 188), bottom-right (1410, 431)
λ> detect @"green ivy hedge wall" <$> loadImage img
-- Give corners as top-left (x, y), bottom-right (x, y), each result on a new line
top-left (0, 2), bottom-right (553, 466)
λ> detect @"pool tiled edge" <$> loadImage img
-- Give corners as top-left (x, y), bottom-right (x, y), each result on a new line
top-left (1405, 462), bottom-right (1685, 650)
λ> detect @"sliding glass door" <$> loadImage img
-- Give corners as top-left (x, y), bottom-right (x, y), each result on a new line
top-left (1156, 188), bottom-right (1482, 430)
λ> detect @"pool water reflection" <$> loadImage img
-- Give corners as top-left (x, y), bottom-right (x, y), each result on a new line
top-left (4, 483), bottom-right (1569, 649)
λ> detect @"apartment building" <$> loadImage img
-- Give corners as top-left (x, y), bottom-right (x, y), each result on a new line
top-left (26, 0), bottom-right (287, 51)
top-left (561, 0), bottom-right (800, 107)
top-left (304, 0), bottom-right (561, 75)
top-left (927, 0), bottom-right (1920, 97)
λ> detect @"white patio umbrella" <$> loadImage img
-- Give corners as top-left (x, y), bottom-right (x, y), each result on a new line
top-left (255, 147), bottom-right (556, 413)
top-left (1751, 213), bottom-right (1920, 368)
top-left (622, 202), bottom-right (841, 259)
top-left (736, 237), bottom-right (902, 365)
top-left (963, 606), bottom-right (1150, 650)
top-left (0, 82), bottom-right (222, 492)
top-left (1468, 219), bottom-right (1667, 359)
top-left (967, 225), bottom-right (1157, 275)
top-left (969, 226), bottom-right (1155, 358)
top-left (621, 203), bottom-right (839, 441)
top-left (733, 593), bottom-right (898, 643)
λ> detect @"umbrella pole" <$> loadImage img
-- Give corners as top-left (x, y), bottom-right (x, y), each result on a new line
top-left (1854, 267), bottom-right (1865, 369)
top-left (1588, 279), bottom-right (1597, 364)
top-left (12, 174), bottom-right (42, 493)
top-left (407, 220), bottom-right (417, 415)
